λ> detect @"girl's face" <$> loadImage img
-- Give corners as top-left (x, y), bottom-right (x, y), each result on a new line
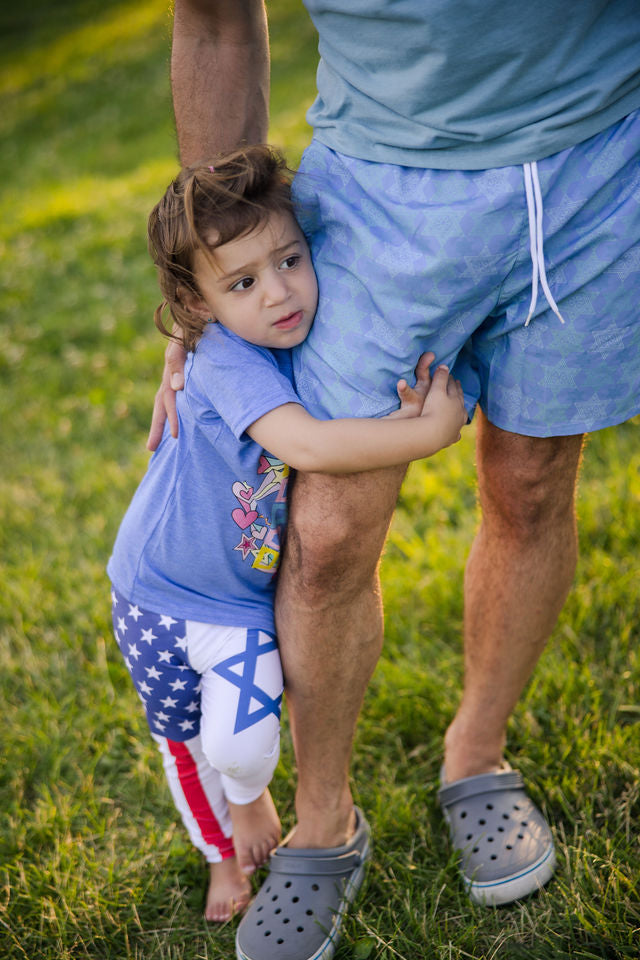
top-left (191, 212), bottom-right (318, 349)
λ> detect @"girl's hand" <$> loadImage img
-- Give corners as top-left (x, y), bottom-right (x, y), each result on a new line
top-left (387, 351), bottom-right (435, 419)
top-left (421, 364), bottom-right (468, 448)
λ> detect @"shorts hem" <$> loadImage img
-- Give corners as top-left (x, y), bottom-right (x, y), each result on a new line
top-left (482, 404), bottom-right (640, 439)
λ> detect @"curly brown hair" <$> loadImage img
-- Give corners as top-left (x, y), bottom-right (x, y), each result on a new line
top-left (148, 145), bottom-right (294, 351)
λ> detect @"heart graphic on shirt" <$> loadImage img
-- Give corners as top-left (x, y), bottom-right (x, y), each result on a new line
top-left (232, 508), bottom-right (259, 529)
top-left (232, 481), bottom-right (255, 505)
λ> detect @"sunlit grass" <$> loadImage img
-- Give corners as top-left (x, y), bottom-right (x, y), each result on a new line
top-left (2, 160), bottom-right (177, 233)
top-left (1, 2), bottom-right (638, 958)
top-left (0, 0), bottom-right (169, 97)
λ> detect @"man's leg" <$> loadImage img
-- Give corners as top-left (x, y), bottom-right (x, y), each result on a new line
top-left (444, 411), bottom-right (584, 780)
top-left (236, 466), bottom-right (404, 959)
top-left (275, 465), bottom-right (406, 847)
top-left (436, 414), bottom-right (584, 904)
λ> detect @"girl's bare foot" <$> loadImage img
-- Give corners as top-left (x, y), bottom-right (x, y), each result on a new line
top-left (205, 857), bottom-right (252, 922)
top-left (228, 788), bottom-right (281, 875)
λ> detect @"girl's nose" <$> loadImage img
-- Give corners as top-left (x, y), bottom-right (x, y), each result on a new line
top-left (263, 271), bottom-right (289, 305)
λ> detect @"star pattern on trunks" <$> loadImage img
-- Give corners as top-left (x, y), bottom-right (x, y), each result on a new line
top-left (212, 628), bottom-right (282, 735)
top-left (291, 133), bottom-right (640, 434)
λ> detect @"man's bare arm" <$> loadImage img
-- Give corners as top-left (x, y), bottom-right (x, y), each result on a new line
top-left (172, 0), bottom-right (269, 164)
top-left (148, 1), bottom-right (269, 450)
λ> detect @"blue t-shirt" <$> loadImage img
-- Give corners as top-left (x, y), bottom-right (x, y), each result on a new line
top-left (107, 323), bottom-right (300, 632)
top-left (303, 0), bottom-right (640, 169)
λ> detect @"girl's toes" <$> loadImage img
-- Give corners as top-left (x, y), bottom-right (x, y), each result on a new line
top-left (205, 900), bottom-right (231, 923)
top-left (259, 841), bottom-right (271, 865)
top-left (239, 853), bottom-right (256, 875)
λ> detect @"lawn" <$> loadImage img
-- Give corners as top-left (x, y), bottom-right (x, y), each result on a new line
top-left (0, 2), bottom-right (638, 958)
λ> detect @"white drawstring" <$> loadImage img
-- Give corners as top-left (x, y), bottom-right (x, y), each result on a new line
top-left (523, 161), bottom-right (564, 327)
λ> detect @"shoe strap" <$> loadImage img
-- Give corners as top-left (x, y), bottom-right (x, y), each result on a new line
top-left (268, 848), bottom-right (363, 877)
top-left (438, 769), bottom-right (524, 808)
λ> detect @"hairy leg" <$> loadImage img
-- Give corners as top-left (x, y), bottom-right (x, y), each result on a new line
top-left (444, 411), bottom-right (584, 781)
top-left (275, 466), bottom-right (405, 848)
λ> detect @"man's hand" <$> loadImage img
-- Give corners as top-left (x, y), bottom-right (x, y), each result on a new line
top-left (146, 338), bottom-right (187, 451)
top-left (387, 351), bottom-right (435, 420)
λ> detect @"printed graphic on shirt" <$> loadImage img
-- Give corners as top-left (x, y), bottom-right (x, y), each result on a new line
top-left (230, 455), bottom-right (289, 573)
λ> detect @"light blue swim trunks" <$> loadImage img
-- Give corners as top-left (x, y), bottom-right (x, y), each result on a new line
top-left (291, 110), bottom-right (640, 437)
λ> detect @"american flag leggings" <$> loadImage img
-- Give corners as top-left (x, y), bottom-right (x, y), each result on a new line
top-left (110, 587), bottom-right (283, 862)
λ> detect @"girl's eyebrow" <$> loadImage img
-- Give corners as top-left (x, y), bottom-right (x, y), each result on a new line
top-left (215, 239), bottom-right (303, 283)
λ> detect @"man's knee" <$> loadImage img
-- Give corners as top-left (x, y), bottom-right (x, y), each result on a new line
top-left (477, 416), bottom-right (584, 537)
top-left (283, 470), bottom-right (402, 597)
top-left (285, 505), bottom-right (381, 596)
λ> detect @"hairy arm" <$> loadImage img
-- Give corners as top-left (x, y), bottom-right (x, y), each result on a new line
top-left (172, 0), bottom-right (269, 164)
top-left (148, 1), bottom-right (270, 448)
top-left (247, 366), bottom-right (467, 473)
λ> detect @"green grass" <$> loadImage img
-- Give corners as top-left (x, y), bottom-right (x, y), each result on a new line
top-left (1, 2), bottom-right (638, 957)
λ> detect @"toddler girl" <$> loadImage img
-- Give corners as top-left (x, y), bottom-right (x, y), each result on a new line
top-left (107, 145), bottom-right (466, 922)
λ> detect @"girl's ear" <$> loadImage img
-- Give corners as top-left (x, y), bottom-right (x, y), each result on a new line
top-left (178, 284), bottom-right (212, 321)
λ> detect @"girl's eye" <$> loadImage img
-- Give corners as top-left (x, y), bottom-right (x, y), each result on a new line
top-left (231, 276), bottom-right (254, 292)
top-left (280, 254), bottom-right (301, 270)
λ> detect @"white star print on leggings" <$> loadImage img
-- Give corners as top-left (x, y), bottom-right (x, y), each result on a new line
top-left (111, 587), bottom-right (283, 862)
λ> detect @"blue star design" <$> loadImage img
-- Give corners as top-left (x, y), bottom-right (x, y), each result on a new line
top-left (212, 629), bottom-right (282, 734)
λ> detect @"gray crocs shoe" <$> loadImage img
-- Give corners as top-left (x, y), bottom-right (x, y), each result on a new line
top-left (438, 768), bottom-right (556, 905)
top-left (235, 807), bottom-right (371, 960)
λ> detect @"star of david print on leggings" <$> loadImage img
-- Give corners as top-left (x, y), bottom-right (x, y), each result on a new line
top-left (110, 587), bottom-right (283, 861)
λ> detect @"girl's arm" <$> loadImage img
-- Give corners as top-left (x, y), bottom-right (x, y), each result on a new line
top-left (247, 364), bottom-right (467, 474)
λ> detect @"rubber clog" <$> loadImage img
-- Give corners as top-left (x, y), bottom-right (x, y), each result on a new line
top-left (439, 767), bottom-right (556, 905)
top-left (236, 808), bottom-right (370, 960)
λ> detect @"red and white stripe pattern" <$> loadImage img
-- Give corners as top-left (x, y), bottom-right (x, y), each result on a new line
top-left (111, 586), bottom-right (283, 861)
top-left (154, 732), bottom-right (235, 861)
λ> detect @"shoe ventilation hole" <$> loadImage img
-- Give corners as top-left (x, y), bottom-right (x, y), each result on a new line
top-left (498, 827), bottom-right (504, 833)
top-left (521, 821), bottom-right (529, 827)
top-left (297, 927), bottom-right (304, 933)
top-left (292, 896), bottom-right (299, 903)
top-left (264, 931), bottom-right (271, 937)
top-left (517, 833), bottom-right (524, 839)
top-left (257, 905), bottom-right (263, 912)
top-left (502, 813), bottom-right (510, 820)
top-left (478, 818), bottom-right (486, 825)
top-left (506, 844), bottom-right (512, 850)
top-left (306, 910), bottom-right (313, 916)
top-left (283, 918), bottom-right (290, 925)
top-left (257, 920), bottom-right (263, 926)
top-left (284, 881), bottom-right (292, 888)
top-left (265, 886), bottom-right (271, 893)
top-left (513, 804), bottom-right (521, 811)
top-left (486, 803), bottom-right (494, 810)
top-left (466, 834), bottom-right (472, 841)
top-left (487, 837), bottom-right (494, 843)
top-left (311, 883), bottom-right (319, 891)
top-left (277, 939), bottom-right (284, 945)
top-left (472, 847), bottom-right (479, 853)
top-left (275, 908), bottom-right (281, 915)
top-left (491, 855), bottom-right (497, 861)
top-left (460, 811), bottom-right (467, 819)
top-left (271, 895), bottom-right (278, 901)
